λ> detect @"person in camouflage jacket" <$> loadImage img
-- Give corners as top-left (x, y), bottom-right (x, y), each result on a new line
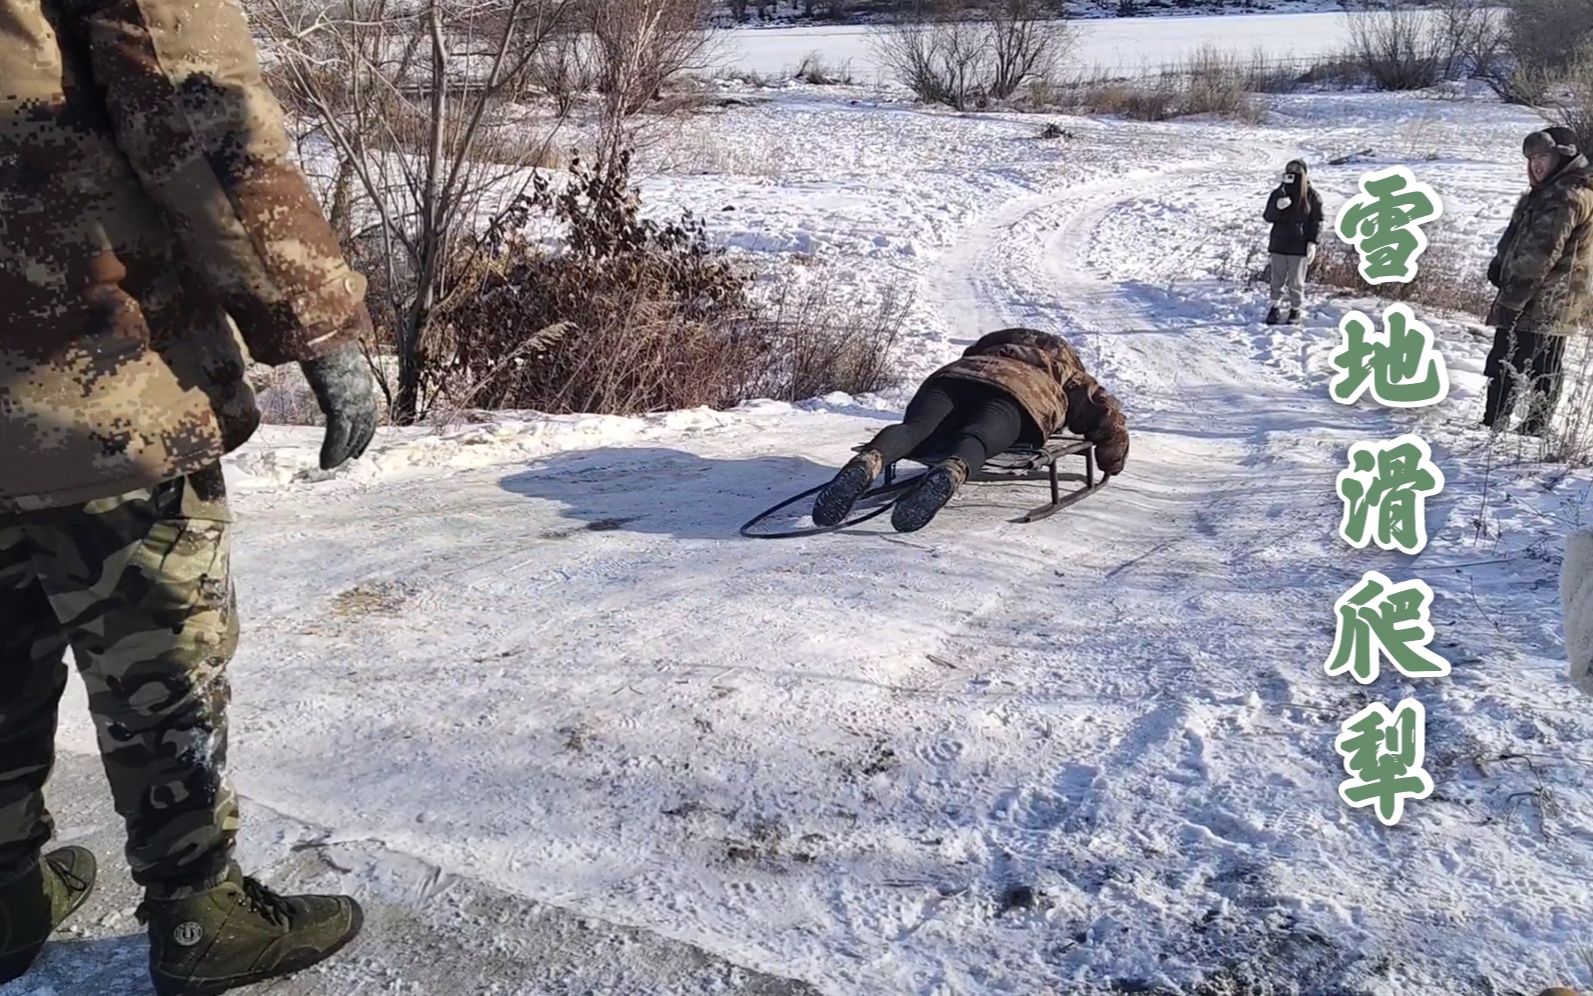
top-left (0, 0), bottom-right (377, 989)
top-left (1484, 127), bottom-right (1593, 435)
top-left (812, 328), bottom-right (1129, 533)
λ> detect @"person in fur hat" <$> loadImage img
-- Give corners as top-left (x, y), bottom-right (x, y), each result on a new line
top-left (1261, 158), bottom-right (1325, 325)
top-left (1483, 126), bottom-right (1593, 435)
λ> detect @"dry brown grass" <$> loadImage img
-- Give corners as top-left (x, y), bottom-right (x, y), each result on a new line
top-left (427, 152), bottom-right (905, 416)
top-left (1263, 234), bottom-right (1493, 320)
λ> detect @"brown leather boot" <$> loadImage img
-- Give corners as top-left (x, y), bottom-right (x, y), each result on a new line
top-left (891, 457), bottom-right (969, 533)
top-left (813, 447), bottom-right (885, 527)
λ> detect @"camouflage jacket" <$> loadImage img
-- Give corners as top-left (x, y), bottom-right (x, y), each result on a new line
top-left (0, 0), bottom-right (370, 513)
top-left (923, 328), bottom-right (1130, 475)
top-left (1488, 156), bottom-right (1593, 336)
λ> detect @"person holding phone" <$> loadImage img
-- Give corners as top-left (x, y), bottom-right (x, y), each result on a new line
top-left (1262, 158), bottom-right (1325, 326)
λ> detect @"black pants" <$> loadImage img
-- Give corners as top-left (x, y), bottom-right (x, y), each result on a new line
top-left (867, 380), bottom-right (1029, 470)
top-left (1484, 327), bottom-right (1567, 433)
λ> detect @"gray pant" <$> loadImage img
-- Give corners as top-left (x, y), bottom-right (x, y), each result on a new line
top-left (1269, 253), bottom-right (1308, 309)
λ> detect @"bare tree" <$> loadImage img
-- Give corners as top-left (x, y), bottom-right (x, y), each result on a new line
top-left (872, 0), bottom-right (1069, 109)
top-left (586, 0), bottom-right (716, 123)
top-left (1425, 0), bottom-right (1504, 79)
top-left (1484, 0), bottom-right (1593, 104)
top-left (1551, 52), bottom-right (1593, 153)
top-left (987, 0), bottom-right (1071, 98)
top-left (261, 0), bottom-right (577, 423)
top-left (1342, 0), bottom-right (1448, 90)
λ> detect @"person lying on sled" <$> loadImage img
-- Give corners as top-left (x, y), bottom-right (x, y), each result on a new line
top-left (813, 328), bottom-right (1130, 533)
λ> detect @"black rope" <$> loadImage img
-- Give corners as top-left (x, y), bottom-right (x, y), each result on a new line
top-left (739, 475), bottom-right (925, 540)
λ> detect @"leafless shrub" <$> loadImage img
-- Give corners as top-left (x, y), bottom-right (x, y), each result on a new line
top-left (431, 152), bottom-right (904, 415)
top-left (527, 27), bottom-right (598, 115)
top-left (1038, 48), bottom-right (1263, 122)
top-left (1470, 0), bottom-right (1590, 103)
top-left (1241, 50), bottom-right (1305, 94)
top-left (1070, 79), bottom-right (1179, 119)
top-left (1549, 52), bottom-right (1593, 153)
top-left (872, 0), bottom-right (1073, 110)
top-left (794, 51), bottom-right (857, 84)
top-left (1492, 0), bottom-right (1593, 103)
top-left (1267, 235), bottom-right (1492, 318)
top-left (1341, 1), bottom-right (1452, 91)
top-left (587, 0), bottom-right (717, 121)
top-left (1180, 46), bottom-right (1264, 119)
top-left (874, 9), bottom-right (997, 109)
top-left (988, 0), bottom-right (1069, 98)
top-left (1432, 0), bottom-right (1506, 78)
top-left (259, 0), bottom-right (578, 423)
top-left (743, 282), bottom-right (909, 401)
top-left (1295, 55), bottom-right (1374, 89)
top-left (1538, 337), bottom-right (1593, 466)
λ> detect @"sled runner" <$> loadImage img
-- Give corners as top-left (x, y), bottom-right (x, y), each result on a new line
top-left (739, 434), bottom-right (1108, 539)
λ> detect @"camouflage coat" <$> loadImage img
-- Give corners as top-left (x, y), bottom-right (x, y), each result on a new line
top-left (1487, 156), bottom-right (1593, 336)
top-left (924, 328), bottom-right (1131, 475)
top-left (0, 0), bottom-right (371, 513)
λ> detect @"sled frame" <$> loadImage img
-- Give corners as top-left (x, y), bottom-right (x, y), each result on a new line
top-left (740, 435), bottom-right (1107, 539)
top-left (883, 434), bottom-right (1108, 524)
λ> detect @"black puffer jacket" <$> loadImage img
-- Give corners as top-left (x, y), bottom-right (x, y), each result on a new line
top-left (1263, 184), bottom-right (1324, 256)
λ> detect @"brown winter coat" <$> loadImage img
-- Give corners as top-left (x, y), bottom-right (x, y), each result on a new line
top-left (923, 328), bottom-right (1130, 475)
top-left (0, 0), bottom-right (372, 513)
top-left (1487, 156), bottom-right (1593, 336)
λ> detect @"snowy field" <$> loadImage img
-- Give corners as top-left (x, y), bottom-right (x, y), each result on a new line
top-left (709, 10), bottom-right (1435, 80)
top-left (17, 18), bottom-right (1593, 996)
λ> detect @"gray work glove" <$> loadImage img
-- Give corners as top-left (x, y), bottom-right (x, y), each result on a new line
top-left (300, 341), bottom-right (378, 471)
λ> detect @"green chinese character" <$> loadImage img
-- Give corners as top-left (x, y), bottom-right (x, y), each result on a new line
top-left (1326, 571), bottom-right (1451, 684)
top-left (1335, 167), bottom-right (1444, 284)
top-left (1338, 435), bottom-right (1446, 555)
top-left (1329, 304), bottom-right (1449, 407)
top-left (1336, 699), bottom-right (1433, 827)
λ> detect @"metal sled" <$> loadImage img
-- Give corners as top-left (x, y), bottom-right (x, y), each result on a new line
top-left (885, 434), bottom-right (1108, 524)
top-left (739, 434), bottom-right (1108, 538)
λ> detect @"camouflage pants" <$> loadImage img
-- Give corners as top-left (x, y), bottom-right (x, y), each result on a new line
top-left (0, 465), bottom-right (239, 897)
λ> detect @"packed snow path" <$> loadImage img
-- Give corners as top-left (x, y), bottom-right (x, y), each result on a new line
top-left (20, 91), bottom-right (1593, 995)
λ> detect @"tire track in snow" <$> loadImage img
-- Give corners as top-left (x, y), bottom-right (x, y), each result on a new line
top-left (897, 143), bottom-right (1401, 989)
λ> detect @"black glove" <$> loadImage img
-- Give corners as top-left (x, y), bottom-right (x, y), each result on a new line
top-left (1487, 257), bottom-right (1501, 287)
top-left (300, 340), bottom-right (378, 471)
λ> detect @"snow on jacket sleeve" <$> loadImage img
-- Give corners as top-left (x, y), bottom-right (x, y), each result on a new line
top-left (81, 0), bottom-right (369, 366)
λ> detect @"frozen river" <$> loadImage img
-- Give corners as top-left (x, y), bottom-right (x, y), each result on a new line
top-left (710, 10), bottom-right (1441, 80)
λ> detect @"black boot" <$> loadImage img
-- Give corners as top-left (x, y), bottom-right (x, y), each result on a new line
top-left (139, 866), bottom-right (363, 996)
top-left (812, 448), bottom-right (884, 527)
top-left (891, 458), bottom-right (969, 533)
top-left (0, 847), bottom-right (97, 984)
top-left (1264, 306), bottom-right (1281, 325)
top-left (1287, 308), bottom-right (1301, 325)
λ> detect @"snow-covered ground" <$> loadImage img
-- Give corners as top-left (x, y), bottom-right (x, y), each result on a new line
top-left (20, 26), bottom-right (1593, 996)
top-left (710, 10), bottom-right (1430, 80)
